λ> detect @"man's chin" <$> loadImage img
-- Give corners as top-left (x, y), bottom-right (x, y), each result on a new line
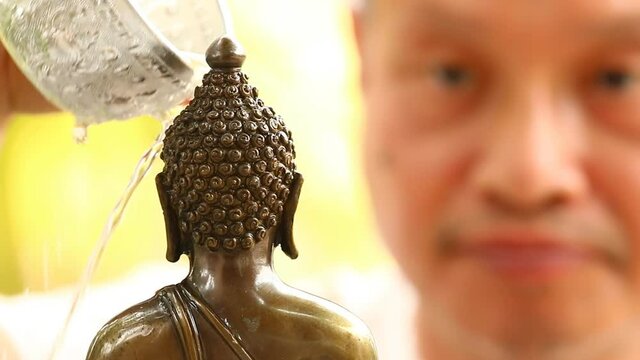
top-left (420, 258), bottom-right (639, 360)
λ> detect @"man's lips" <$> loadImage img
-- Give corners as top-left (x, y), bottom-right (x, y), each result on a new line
top-left (454, 232), bottom-right (594, 281)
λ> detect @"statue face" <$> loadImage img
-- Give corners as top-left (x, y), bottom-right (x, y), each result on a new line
top-left (362, 0), bottom-right (640, 357)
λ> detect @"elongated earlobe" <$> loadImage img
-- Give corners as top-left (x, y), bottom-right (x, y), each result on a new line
top-left (278, 172), bottom-right (303, 259)
top-left (156, 174), bottom-right (183, 262)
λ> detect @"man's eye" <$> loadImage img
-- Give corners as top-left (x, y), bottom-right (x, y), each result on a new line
top-left (431, 64), bottom-right (473, 88)
top-left (596, 69), bottom-right (634, 91)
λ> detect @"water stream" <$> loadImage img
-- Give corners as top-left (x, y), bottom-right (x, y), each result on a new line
top-left (48, 114), bottom-right (173, 360)
top-left (46, 2), bottom-right (234, 357)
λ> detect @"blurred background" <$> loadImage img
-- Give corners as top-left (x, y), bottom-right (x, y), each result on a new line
top-left (0, 0), bottom-right (393, 358)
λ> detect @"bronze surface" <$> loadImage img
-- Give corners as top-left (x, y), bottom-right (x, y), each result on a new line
top-left (86, 36), bottom-right (378, 360)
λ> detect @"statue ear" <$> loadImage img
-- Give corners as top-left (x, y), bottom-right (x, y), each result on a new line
top-left (156, 174), bottom-right (183, 262)
top-left (277, 171), bottom-right (303, 259)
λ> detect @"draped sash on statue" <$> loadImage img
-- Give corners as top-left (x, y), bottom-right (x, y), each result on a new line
top-left (159, 284), bottom-right (255, 360)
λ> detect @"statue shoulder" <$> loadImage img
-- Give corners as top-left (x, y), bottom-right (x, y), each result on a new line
top-left (317, 299), bottom-right (378, 360)
top-left (284, 289), bottom-right (379, 360)
top-left (86, 289), bottom-right (182, 360)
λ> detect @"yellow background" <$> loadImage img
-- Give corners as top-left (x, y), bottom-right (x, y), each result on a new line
top-left (0, 0), bottom-right (390, 295)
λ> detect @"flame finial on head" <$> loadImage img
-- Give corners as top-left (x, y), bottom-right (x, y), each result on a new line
top-left (206, 35), bottom-right (246, 69)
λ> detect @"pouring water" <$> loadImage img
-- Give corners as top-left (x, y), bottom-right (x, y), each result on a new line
top-left (0, 0), bottom-right (235, 358)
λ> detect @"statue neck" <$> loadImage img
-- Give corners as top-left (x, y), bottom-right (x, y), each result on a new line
top-left (184, 235), bottom-right (280, 303)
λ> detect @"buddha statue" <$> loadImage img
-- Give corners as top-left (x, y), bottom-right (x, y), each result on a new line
top-left (86, 36), bottom-right (378, 360)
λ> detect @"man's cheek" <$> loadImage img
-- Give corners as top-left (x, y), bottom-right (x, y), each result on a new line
top-left (364, 142), bottom-right (441, 278)
top-left (381, 140), bottom-right (473, 285)
top-left (394, 128), bottom-right (479, 216)
top-left (588, 133), bottom-right (640, 289)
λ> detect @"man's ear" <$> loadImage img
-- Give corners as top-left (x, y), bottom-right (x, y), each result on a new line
top-left (277, 171), bottom-right (303, 259)
top-left (351, 3), bottom-right (368, 91)
top-left (156, 174), bottom-right (183, 262)
top-left (352, 4), bottom-right (364, 58)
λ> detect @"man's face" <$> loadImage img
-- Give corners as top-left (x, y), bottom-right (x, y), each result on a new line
top-left (362, 0), bottom-right (640, 358)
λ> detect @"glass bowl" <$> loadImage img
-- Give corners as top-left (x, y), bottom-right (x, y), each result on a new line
top-left (0, 0), bottom-right (223, 126)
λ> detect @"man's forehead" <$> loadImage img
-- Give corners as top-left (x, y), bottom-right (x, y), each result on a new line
top-left (370, 0), bottom-right (640, 36)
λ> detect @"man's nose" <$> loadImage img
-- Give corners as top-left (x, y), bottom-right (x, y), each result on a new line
top-left (471, 77), bottom-right (587, 214)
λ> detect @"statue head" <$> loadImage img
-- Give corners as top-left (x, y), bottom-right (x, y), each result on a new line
top-left (156, 36), bottom-right (302, 263)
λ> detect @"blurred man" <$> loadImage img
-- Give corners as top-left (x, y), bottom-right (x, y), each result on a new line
top-left (357, 0), bottom-right (640, 359)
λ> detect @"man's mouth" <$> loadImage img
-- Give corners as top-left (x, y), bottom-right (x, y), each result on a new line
top-left (456, 232), bottom-right (594, 282)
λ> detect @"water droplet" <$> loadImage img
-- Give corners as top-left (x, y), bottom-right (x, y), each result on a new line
top-left (62, 84), bottom-right (80, 96)
top-left (73, 124), bottom-right (88, 144)
top-left (107, 95), bottom-right (132, 106)
top-left (114, 64), bottom-right (130, 74)
top-left (75, 58), bottom-right (100, 74)
top-left (102, 47), bottom-right (119, 62)
top-left (138, 89), bottom-right (157, 97)
top-left (12, 5), bottom-right (25, 21)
